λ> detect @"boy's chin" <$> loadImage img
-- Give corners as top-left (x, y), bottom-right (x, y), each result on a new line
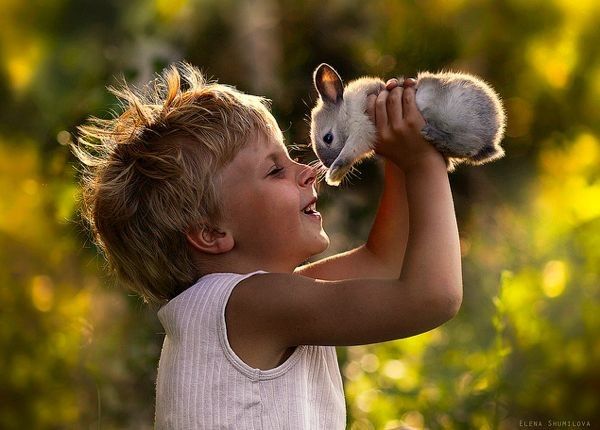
top-left (313, 232), bottom-right (330, 254)
top-left (299, 231), bottom-right (330, 262)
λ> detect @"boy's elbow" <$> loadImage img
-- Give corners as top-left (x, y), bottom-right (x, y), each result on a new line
top-left (424, 281), bottom-right (462, 326)
top-left (403, 286), bottom-right (462, 337)
top-left (438, 283), bottom-right (463, 322)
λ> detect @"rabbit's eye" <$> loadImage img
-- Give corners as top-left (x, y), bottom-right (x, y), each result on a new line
top-left (323, 132), bottom-right (334, 145)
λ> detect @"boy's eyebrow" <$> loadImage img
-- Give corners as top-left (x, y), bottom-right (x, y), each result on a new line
top-left (259, 149), bottom-right (290, 175)
top-left (257, 151), bottom-right (281, 175)
top-left (264, 148), bottom-right (289, 163)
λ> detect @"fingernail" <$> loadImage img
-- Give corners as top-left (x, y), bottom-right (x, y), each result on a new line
top-left (385, 80), bottom-right (398, 91)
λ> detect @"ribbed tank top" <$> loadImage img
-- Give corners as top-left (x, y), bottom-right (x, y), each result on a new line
top-left (154, 271), bottom-right (347, 429)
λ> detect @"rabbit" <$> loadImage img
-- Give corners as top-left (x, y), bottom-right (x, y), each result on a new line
top-left (310, 63), bottom-right (506, 186)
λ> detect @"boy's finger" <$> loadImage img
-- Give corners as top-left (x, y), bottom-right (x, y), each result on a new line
top-left (402, 86), bottom-right (423, 125)
top-left (387, 86), bottom-right (404, 129)
top-left (385, 78), bottom-right (400, 91)
top-left (403, 78), bottom-right (417, 88)
top-left (365, 94), bottom-right (377, 123)
top-left (375, 90), bottom-right (389, 130)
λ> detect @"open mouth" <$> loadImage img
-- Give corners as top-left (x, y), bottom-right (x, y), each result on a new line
top-left (301, 198), bottom-right (321, 218)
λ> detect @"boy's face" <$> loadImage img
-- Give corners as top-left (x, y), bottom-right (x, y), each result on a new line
top-left (217, 130), bottom-right (330, 272)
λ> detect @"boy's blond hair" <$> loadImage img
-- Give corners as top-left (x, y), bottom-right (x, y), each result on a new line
top-left (73, 62), bottom-right (281, 307)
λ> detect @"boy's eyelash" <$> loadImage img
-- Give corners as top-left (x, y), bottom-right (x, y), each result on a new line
top-left (268, 167), bottom-right (284, 176)
top-left (267, 157), bottom-right (300, 176)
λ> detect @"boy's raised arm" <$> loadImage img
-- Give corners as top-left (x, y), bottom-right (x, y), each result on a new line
top-left (369, 79), bottom-right (462, 292)
top-left (295, 79), bottom-right (427, 281)
top-left (294, 82), bottom-right (413, 282)
top-left (227, 82), bottom-right (463, 349)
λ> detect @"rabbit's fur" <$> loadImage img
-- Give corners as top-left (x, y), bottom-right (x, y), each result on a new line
top-left (310, 63), bottom-right (506, 185)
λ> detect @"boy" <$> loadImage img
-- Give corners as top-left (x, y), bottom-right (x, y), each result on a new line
top-left (74, 62), bottom-right (462, 429)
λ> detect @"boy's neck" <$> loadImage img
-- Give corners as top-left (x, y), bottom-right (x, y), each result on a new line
top-left (194, 251), bottom-right (297, 276)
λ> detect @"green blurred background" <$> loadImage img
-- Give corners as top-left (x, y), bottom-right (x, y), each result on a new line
top-left (1, 0), bottom-right (599, 428)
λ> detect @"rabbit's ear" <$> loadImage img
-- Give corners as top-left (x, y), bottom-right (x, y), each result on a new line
top-left (314, 63), bottom-right (344, 105)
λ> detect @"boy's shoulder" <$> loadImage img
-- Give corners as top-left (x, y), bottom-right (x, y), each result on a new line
top-left (224, 272), bottom-right (299, 370)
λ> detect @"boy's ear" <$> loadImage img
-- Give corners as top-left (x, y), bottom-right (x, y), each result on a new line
top-left (314, 63), bottom-right (344, 105)
top-left (186, 225), bottom-right (234, 254)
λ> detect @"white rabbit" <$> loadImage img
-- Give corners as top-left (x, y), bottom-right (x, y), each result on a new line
top-left (310, 63), bottom-right (506, 185)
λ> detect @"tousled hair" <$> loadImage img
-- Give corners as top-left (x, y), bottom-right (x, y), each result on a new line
top-left (73, 62), bottom-right (281, 307)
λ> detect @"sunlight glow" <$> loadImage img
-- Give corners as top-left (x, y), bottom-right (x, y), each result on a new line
top-left (31, 275), bottom-right (54, 312)
top-left (155, 0), bottom-right (188, 21)
top-left (360, 353), bottom-right (380, 373)
top-left (401, 411), bottom-right (425, 429)
top-left (542, 260), bottom-right (568, 298)
top-left (537, 133), bottom-right (600, 228)
top-left (356, 389), bottom-right (379, 412)
top-left (5, 38), bottom-right (43, 93)
top-left (528, 33), bottom-right (577, 89)
top-left (382, 359), bottom-right (406, 379)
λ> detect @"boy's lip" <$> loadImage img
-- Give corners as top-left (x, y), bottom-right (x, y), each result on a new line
top-left (300, 197), bottom-right (318, 213)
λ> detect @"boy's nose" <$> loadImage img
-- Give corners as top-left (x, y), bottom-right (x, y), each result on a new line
top-left (298, 164), bottom-right (317, 187)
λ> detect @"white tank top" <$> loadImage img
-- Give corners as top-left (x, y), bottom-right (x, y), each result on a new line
top-left (154, 271), bottom-right (347, 429)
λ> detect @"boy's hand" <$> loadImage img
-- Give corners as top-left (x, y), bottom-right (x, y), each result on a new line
top-left (366, 78), bottom-right (440, 170)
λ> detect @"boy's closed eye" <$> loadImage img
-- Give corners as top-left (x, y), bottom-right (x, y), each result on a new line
top-left (267, 156), bottom-right (300, 176)
top-left (267, 166), bottom-right (285, 177)
top-left (267, 157), bottom-right (298, 176)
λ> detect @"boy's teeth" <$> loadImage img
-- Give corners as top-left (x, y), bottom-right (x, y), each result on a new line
top-left (302, 202), bottom-right (317, 213)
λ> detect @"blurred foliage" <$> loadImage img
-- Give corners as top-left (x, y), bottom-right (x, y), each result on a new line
top-left (0, 0), bottom-right (598, 428)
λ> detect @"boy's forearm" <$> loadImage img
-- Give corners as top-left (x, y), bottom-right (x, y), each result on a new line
top-left (294, 160), bottom-right (409, 281)
top-left (364, 160), bottom-right (409, 278)
top-left (400, 153), bottom-right (463, 297)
